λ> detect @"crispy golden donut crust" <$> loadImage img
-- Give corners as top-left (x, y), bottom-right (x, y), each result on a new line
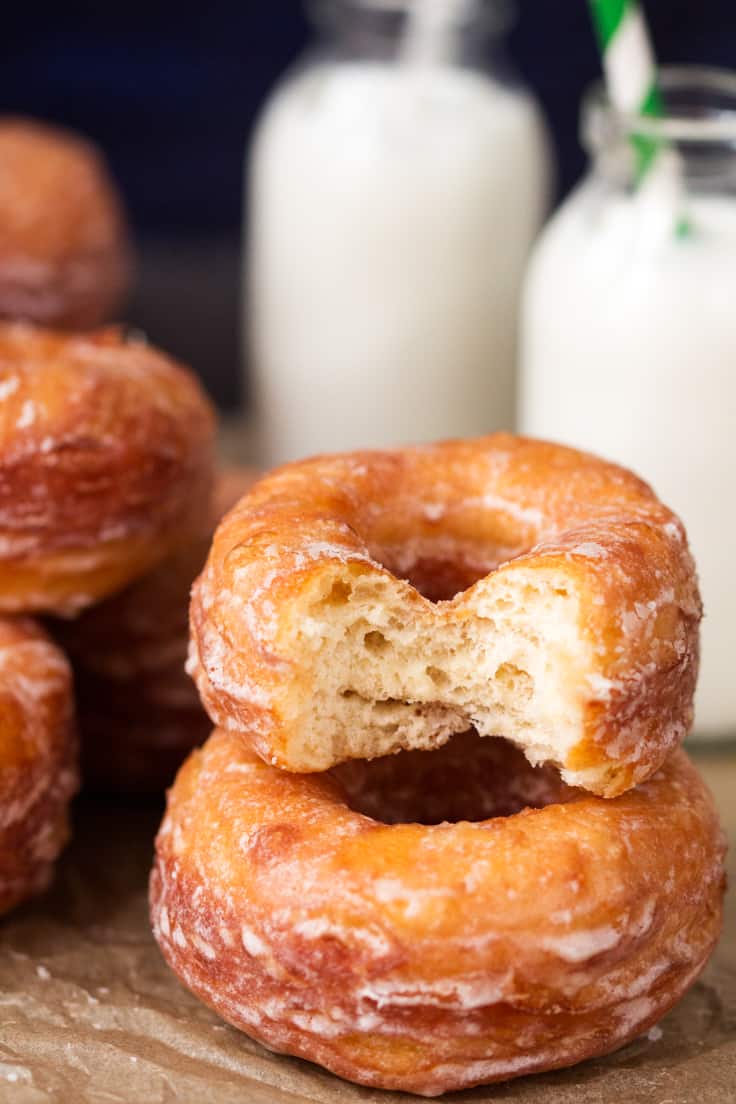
top-left (0, 617), bottom-right (77, 915)
top-left (54, 468), bottom-right (257, 792)
top-left (0, 117), bottom-right (133, 329)
top-left (150, 730), bottom-right (725, 1096)
top-left (0, 322), bottom-right (216, 615)
top-left (189, 434), bottom-right (701, 796)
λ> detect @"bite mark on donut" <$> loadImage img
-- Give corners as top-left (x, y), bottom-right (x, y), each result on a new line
top-left (285, 564), bottom-right (595, 781)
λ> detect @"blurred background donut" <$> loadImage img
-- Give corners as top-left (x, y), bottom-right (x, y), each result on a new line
top-left (0, 323), bottom-right (216, 616)
top-left (0, 117), bottom-right (133, 329)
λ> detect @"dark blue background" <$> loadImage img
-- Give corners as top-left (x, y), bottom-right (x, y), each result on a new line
top-left (2, 2), bottom-right (733, 404)
top-left (3, 1), bottom-right (733, 232)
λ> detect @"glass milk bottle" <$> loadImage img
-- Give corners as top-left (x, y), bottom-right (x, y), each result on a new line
top-left (520, 66), bottom-right (736, 741)
top-left (246, 0), bottom-right (552, 465)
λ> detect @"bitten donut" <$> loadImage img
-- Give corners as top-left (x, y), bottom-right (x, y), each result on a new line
top-left (0, 117), bottom-right (132, 329)
top-left (150, 729), bottom-right (725, 1096)
top-left (55, 467), bottom-right (256, 793)
top-left (189, 434), bottom-right (701, 797)
top-left (0, 617), bottom-right (77, 915)
top-left (0, 322), bottom-right (215, 616)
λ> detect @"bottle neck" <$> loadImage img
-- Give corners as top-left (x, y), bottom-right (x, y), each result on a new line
top-left (307, 0), bottom-right (514, 67)
top-left (582, 66), bottom-right (736, 195)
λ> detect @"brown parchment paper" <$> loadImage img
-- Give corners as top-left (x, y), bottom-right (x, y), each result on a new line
top-left (0, 750), bottom-right (733, 1104)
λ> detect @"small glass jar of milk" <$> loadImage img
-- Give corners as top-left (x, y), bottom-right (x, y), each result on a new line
top-left (246, 0), bottom-right (552, 465)
top-left (520, 66), bottom-right (736, 742)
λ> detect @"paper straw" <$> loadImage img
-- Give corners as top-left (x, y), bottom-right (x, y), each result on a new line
top-left (588, 0), bottom-right (689, 233)
top-left (588, 0), bottom-right (667, 180)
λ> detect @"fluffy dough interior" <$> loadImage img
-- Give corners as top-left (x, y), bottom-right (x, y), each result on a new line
top-left (282, 562), bottom-right (591, 781)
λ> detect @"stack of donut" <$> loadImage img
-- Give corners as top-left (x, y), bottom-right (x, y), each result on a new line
top-left (0, 320), bottom-right (216, 914)
top-left (151, 435), bottom-right (726, 1096)
top-left (0, 114), bottom-right (256, 798)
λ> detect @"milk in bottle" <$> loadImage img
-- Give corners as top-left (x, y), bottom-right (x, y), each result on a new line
top-left (247, 0), bottom-right (552, 464)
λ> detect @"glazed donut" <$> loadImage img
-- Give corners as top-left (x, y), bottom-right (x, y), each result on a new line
top-left (0, 617), bottom-right (77, 915)
top-left (0, 322), bottom-right (215, 616)
top-left (55, 467), bottom-right (257, 793)
top-left (0, 117), bottom-right (132, 329)
top-left (189, 434), bottom-right (700, 797)
top-left (150, 729), bottom-right (725, 1096)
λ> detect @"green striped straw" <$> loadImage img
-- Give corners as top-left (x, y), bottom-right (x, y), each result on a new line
top-left (589, 0), bottom-right (662, 178)
top-left (588, 0), bottom-right (689, 232)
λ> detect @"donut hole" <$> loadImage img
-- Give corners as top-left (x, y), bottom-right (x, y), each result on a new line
top-left (389, 558), bottom-right (494, 603)
top-left (330, 731), bottom-right (576, 826)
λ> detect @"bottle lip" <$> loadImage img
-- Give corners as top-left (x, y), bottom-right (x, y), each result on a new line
top-left (583, 65), bottom-right (736, 148)
top-left (307, 0), bottom-right (516, 38)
